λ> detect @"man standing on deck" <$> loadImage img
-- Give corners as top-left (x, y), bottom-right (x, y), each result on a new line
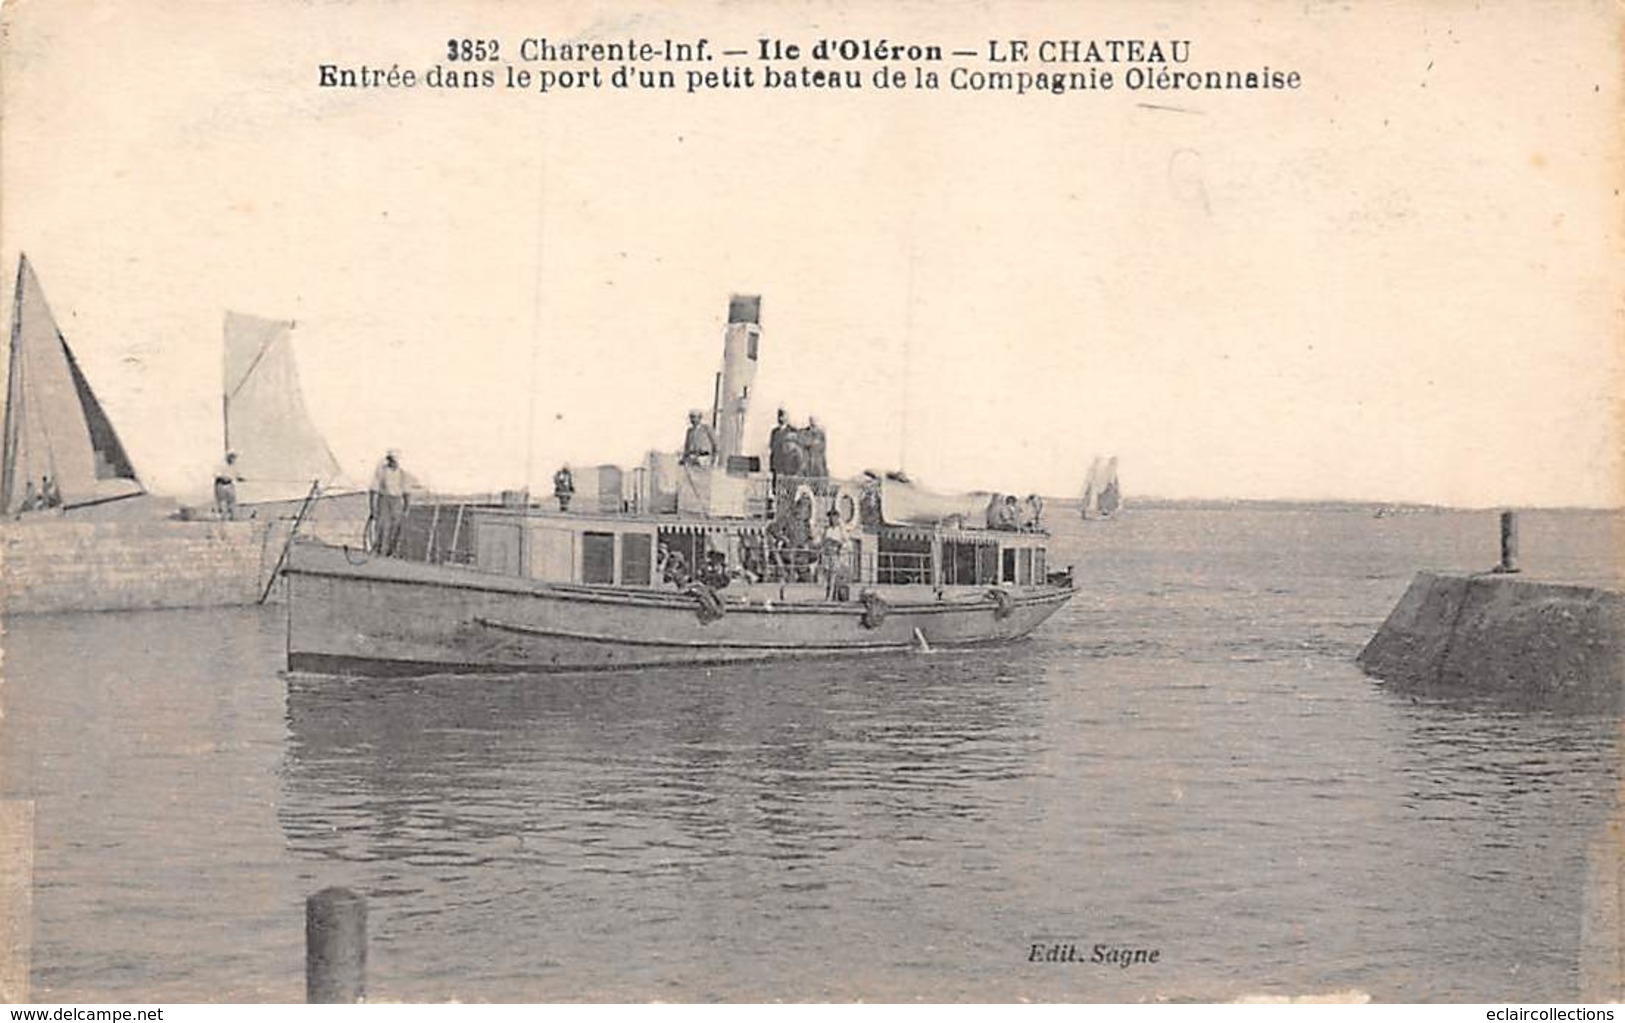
top-left (371, 449), bottom-right (410, 556)
top-left (820, 507), bottom-right (851, 600)
top-left (768, 408), bottom-right (802, 510)
top-left (802, 416), bottom-right (828, 481)
top-left (214, 451), bottom-right (242, 521)
top-left (553, 464), bottom-right (575, 511)
top-left (680, 410), bottom-right (719, 466)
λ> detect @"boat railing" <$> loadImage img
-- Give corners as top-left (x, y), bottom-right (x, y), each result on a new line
top-left (390, 499), bottom-right (482, 565)
top-left (877, 551), bottom-right (932, 585)
top-left (730, 533), bottom-right (862, 585)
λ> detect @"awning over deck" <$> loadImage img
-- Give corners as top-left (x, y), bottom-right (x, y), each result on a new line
top-left (881, 526), bottom-right (1002, 545)
top-left (656, 521), bottom-right (767, 535)
top-left (878, 478), bottom-right (994, 528)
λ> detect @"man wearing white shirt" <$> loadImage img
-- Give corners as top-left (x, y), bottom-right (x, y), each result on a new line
top-left (371, 450), bottom-right (410, 555)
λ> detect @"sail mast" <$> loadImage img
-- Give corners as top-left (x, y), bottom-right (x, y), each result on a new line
top-left (1, 255), bottom-right (26, 511)
top-left (523, 153), bottom-right (547, 499)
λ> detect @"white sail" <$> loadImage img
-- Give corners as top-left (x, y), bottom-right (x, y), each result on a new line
top-left (2, 255), bottom-right (144, 514)
top-left (223, 311), bottom-right (344, 502)
top-left (1079, 456), bottom-right (1102, 519)
top-left (1097, 456), bottom-right (1121, 517)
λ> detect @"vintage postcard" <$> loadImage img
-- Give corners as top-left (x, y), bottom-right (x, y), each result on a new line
top-left (1, 0), bottom-right (1621, 1006)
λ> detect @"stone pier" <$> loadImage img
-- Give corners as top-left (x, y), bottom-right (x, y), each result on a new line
top-left (1358, 571), bottom-right (1624, 703)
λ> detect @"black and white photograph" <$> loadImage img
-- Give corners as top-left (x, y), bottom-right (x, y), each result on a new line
top-left (0, 0), bottom-right (1620, 1006)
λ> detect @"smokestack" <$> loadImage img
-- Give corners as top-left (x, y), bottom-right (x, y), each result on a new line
top-left (713, 295), bottom-right (761, 463)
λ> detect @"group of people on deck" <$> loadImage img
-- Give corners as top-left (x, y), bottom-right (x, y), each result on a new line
top-left (657, 495), bottom-right (853, 601)
top-left (768, 408), bottom-right (828, 485)
top-left (756, 491), bottom-right (851, 598)
top-left (986, 493), bottom-right (1045, 532)
top-left (657, 544), bottom-right (733, 591)
top-left (678, 407), bottom-right (831, 485)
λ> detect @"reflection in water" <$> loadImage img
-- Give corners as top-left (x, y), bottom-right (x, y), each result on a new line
top-left (282, 653), bottom-right (1049, 868)
top-left (279, 652), bottom-right (1053, 1000)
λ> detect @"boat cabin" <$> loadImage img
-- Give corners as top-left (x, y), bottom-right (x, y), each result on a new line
top-left (429, 472), bottom-right (1053, 597)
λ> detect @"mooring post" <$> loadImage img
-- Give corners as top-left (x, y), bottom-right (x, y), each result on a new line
top-left (1498, 510), bottom-right (1520, 574)
top-left (306, 886), bottom-right (366, 1003)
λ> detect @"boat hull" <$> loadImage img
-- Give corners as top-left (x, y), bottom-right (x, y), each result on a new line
top-left (284, 541), bottom-right (1074, 676)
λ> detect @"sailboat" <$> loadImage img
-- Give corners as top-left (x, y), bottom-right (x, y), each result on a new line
top-left (0, 256), bottom-right (352, 612)
top-left (1079, 455), bottom-right (1121, 520)
top-left (2, 255), bottom-right (145, 515)
top-left (221, 311), bottom-right (346, 507)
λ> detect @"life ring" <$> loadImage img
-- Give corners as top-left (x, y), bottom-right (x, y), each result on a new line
top-left (987, 587), bottom-right (1016, 620)
top-left (833, 488), bottom-right (858, 528)
top-left (792, 483), bottom-right (818, 527)
top-left (860, 589), bottom-right (890, 630)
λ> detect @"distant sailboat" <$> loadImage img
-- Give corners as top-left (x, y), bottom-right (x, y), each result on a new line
top-left (222, 311), bottom-right (344, 504)
top-left (2, 255), bottom-right (145, 515)
top-left (1097, 456), bottom-right (1121, 517)
top-left (1080, 455), bottom-right (1121, 520)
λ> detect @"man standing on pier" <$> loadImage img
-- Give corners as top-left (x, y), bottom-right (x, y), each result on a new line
top-left (371, 449), bottom-right (410, 556)
top-left (214, 451), bottom-right (242, 520)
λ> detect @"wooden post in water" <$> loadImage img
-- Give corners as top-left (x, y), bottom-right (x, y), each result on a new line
top-left (306, 887), bottom-right (366, 1003)
top-left (1498, 510), bottom-right (1520, 574)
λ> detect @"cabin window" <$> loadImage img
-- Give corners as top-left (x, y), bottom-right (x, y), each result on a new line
top-left (582, 532), bottom-right (615, 584)
top-left (1018, 548), bottom-right (1033, 585)
top-left (977, 545), bottom-right (999, 586)
top-left (621, 533), bottom-right (653, 586)
top-left (879, 534), bottom-right (931, 584)
top-left (942, 541), bottom-right (975, 585)
top-left (1001, 549), bottom-right (1016, 584)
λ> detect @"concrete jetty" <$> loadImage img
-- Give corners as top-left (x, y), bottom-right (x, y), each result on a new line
top-left (0, 494), bottom-right (370, 615)
top-left (0, 519), bottom-right (285, 614)
top-left (1358, 570), bottom-right (1624, 703)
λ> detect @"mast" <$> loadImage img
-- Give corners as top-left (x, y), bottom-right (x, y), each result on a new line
top-left (900, 246), bottom-right (915, 473)
top-left (1, 255), bottom-right (26, 511)
top-left (524, 154), bottom-right (547, 498)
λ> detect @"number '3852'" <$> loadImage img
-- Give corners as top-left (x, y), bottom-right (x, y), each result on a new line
top-left (447, 38), bottom-right (499, 61)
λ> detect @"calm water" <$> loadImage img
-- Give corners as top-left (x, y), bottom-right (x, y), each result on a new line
top-left (3, 507), bottom-right (1621, 1002)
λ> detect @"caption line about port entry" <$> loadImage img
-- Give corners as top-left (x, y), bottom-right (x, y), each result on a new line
top-left (315, 35), bottom-right (1304, 98)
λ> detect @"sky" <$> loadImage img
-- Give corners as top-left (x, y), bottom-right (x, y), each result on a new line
top-left (2, 0), bottom-right (1620, 507)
